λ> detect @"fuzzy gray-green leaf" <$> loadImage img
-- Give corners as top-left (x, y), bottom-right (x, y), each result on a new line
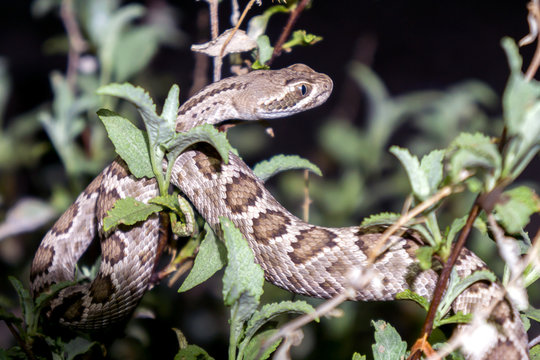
top-left (494, 186), bottom-right (540, 234)
top-left (174, 344), bottom-right (214, 360)
top-left (371, 320), bottom-right (407, 360)
top-left (97, 109), bottom-right (153, 178)
top-left (244, 300), bottom-right (315, 343)
top-left (253, 154), bottom-right (322, 182)
top-left (179, 225), bottom-right (226, 293)
top-left (390, 146), bottom-right (430, 199)
top-left (165, 124), bottom-right (233, 165)
top-left (221, 217), bottom-right (264, 313)
top-left (103, 197), bottom-right (162, 231)
top-left (162, 84), bottom-right (180, 129)
top-left (420, 149), bottom-right (444, 193)
top-left (97, 83), bottom-right (174, 146)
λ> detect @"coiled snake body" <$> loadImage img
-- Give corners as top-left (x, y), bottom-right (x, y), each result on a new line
top-left (31, 64), bottom-right (528, 359)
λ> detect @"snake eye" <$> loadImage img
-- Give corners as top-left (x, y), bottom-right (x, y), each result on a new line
top-left (296, 83), bottom-right (311, 97)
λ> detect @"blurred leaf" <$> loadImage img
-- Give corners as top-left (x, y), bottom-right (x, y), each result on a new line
top-left (99, 4), bottom-right (146, 83)
top-left (247, 4), bottom-right (289, 39)
top-left (416, 246), bottom-right (434, 270)
top-left (371, 320), bottom-right (407, 360)
top-left (64, 337), bottom-right (98, 360)
top-left (390, 146), bottom-right (430, 199)
top-left (97, 109), bottom-right (153, 178)
top-left (256, 35), bottom-right (273, 66)
top-left (531, 344), bottom-right (540, 360)
top-left (0, 198), bottom-right (57, 241)
top-left (243, 329), bottom-right (281, 360)
top-left (436, 311), bottom-right (472, 326)
top-left (396, 289), bottom-right (429, 311)
top-left (282, 30), bottom-right (322, 50)
top-left (436, 269), bottom-right (496, 321)
top-left (113, 26), bottom-right (160, 82)
top-left (103, 197), bottom-right (162, 231)
top-left (360, 212), bottom-right (401, 227)
top-left (174, 344), bottom-right (214, 360)
top-left (447, 132), bottom-right (501, 190)
top-left (420, 149), bottom-right (444, 194)
top-left (179, 225), bottom-right (226, 293)
top-left (8, 277), bottom-right (34, 332)
top-left (243, 300), bottom-right (315, 344)
top-left (352, 353), bottom-right (367, 360)
top-left (494, 186), bottom-right (540, 234)
top-left (162, 84), bottom-right (180, 129)
top-left (253, 154), bottom-right (321, 182)
top-left (501, 37), bottom-right (540, 139)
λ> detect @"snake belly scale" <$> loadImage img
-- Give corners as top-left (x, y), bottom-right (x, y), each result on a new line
top-left (30, 64), bottom-right (529, 359)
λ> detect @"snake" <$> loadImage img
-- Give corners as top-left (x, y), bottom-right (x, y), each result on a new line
top-left (30, 64), bottom-right (529, 359)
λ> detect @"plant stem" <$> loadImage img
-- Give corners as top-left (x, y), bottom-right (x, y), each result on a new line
top-left (267, 0), bottom-right (310, 66)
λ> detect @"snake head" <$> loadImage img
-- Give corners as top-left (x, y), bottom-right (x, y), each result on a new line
top-left (246, 63), bottom-right (333, 119)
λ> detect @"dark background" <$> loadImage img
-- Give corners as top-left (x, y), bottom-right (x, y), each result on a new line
top-left (0, 1), bottom-right (537, 359)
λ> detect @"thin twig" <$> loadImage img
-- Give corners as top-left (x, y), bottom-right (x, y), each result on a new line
top-left (6, 321), bottom-right (36, 360)
top-left (219, 0), bottom-right (258, 58)
top-left (205, 0), bottom-right (222, 81)
top-left (263, 186), bottom-right (455, 358)
top-left (60, 0), bottom-right (87, 91)
top-left (524, 0), bottom-right (540, 80)
top-left (267, 0), bottom-right (310, 66)
top-left (301, 170), bottom-right (311, 222)
top-left (189, 9), bottom-right (211, 97)
top-left (368, 186), bottom-right (453, 264)
top-left (408, 202), bottom-right (480, 360)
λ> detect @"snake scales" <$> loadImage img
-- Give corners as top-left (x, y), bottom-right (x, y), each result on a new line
top-left (30, 64), bottom-right (528, 359)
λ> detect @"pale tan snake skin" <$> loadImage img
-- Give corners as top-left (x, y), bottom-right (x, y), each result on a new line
top-left (30, 64), bottom-right (529, 359)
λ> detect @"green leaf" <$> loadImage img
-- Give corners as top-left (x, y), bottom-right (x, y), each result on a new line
top-left (165, 124), bottom-right (233, 166)
top-left (524, 305), bottom-right (540, 323)
top-left (243, 329), bottom-right (281, 360)
top-left (221, 217), bottom-right (265, 356)
top-left (253, 155), bottom-right (322, 182)
top-left (448, 133), bottom-right (501, 189)
top-left (420, 149), bottom-right (444, 193)
top-left (436, 269), bottom-right (496, 320)
top-left (98, 83), bottom-right (174, 147)
top-left (530, 344), bottom-right (540, 360)
top-left (174, 344), bottom-right (214, 360)
top-left (244, 301), bottom-right (315, 344)
top-left (436, 311), bottom-right (472, 326)
top-left (371, 320), bottom-right (407, 360)
top-left (256, 35), bottom-right (274, 66)
top-left (352, 353), bottom-right (367, 360)
top-left (501, 38), bottom-right (540, 139)
top-left (103, 197), bottom-right (162, 231)
top-left (494, 186), bottom-right (540, 234)
top-left (113, 26), bottom-right (160, 82)
top-left (8, 277), bottom-right (34, 331)
top-left (178, 225), bottom-right (226, 293)
top-left (222, 217), bottom-right (264, 307)
top-left (360, 212), bottom-right (401, 227)
top-left (64, 337), bottom-right (98, 360)
top-left (246, 4), bottom-right (289, 39)
top-left (416, 246), bottom-right (434, 270)
top-left (282, 30), bottom-right (322, 50)
top-left (396, 289), bottom-right (429, 311)
top-left (97, 109), bottom-right (153, 178)
top-left (162, 84), bottom-right (180, 129)
top-left (390, 146), bottom-right (430, 199)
